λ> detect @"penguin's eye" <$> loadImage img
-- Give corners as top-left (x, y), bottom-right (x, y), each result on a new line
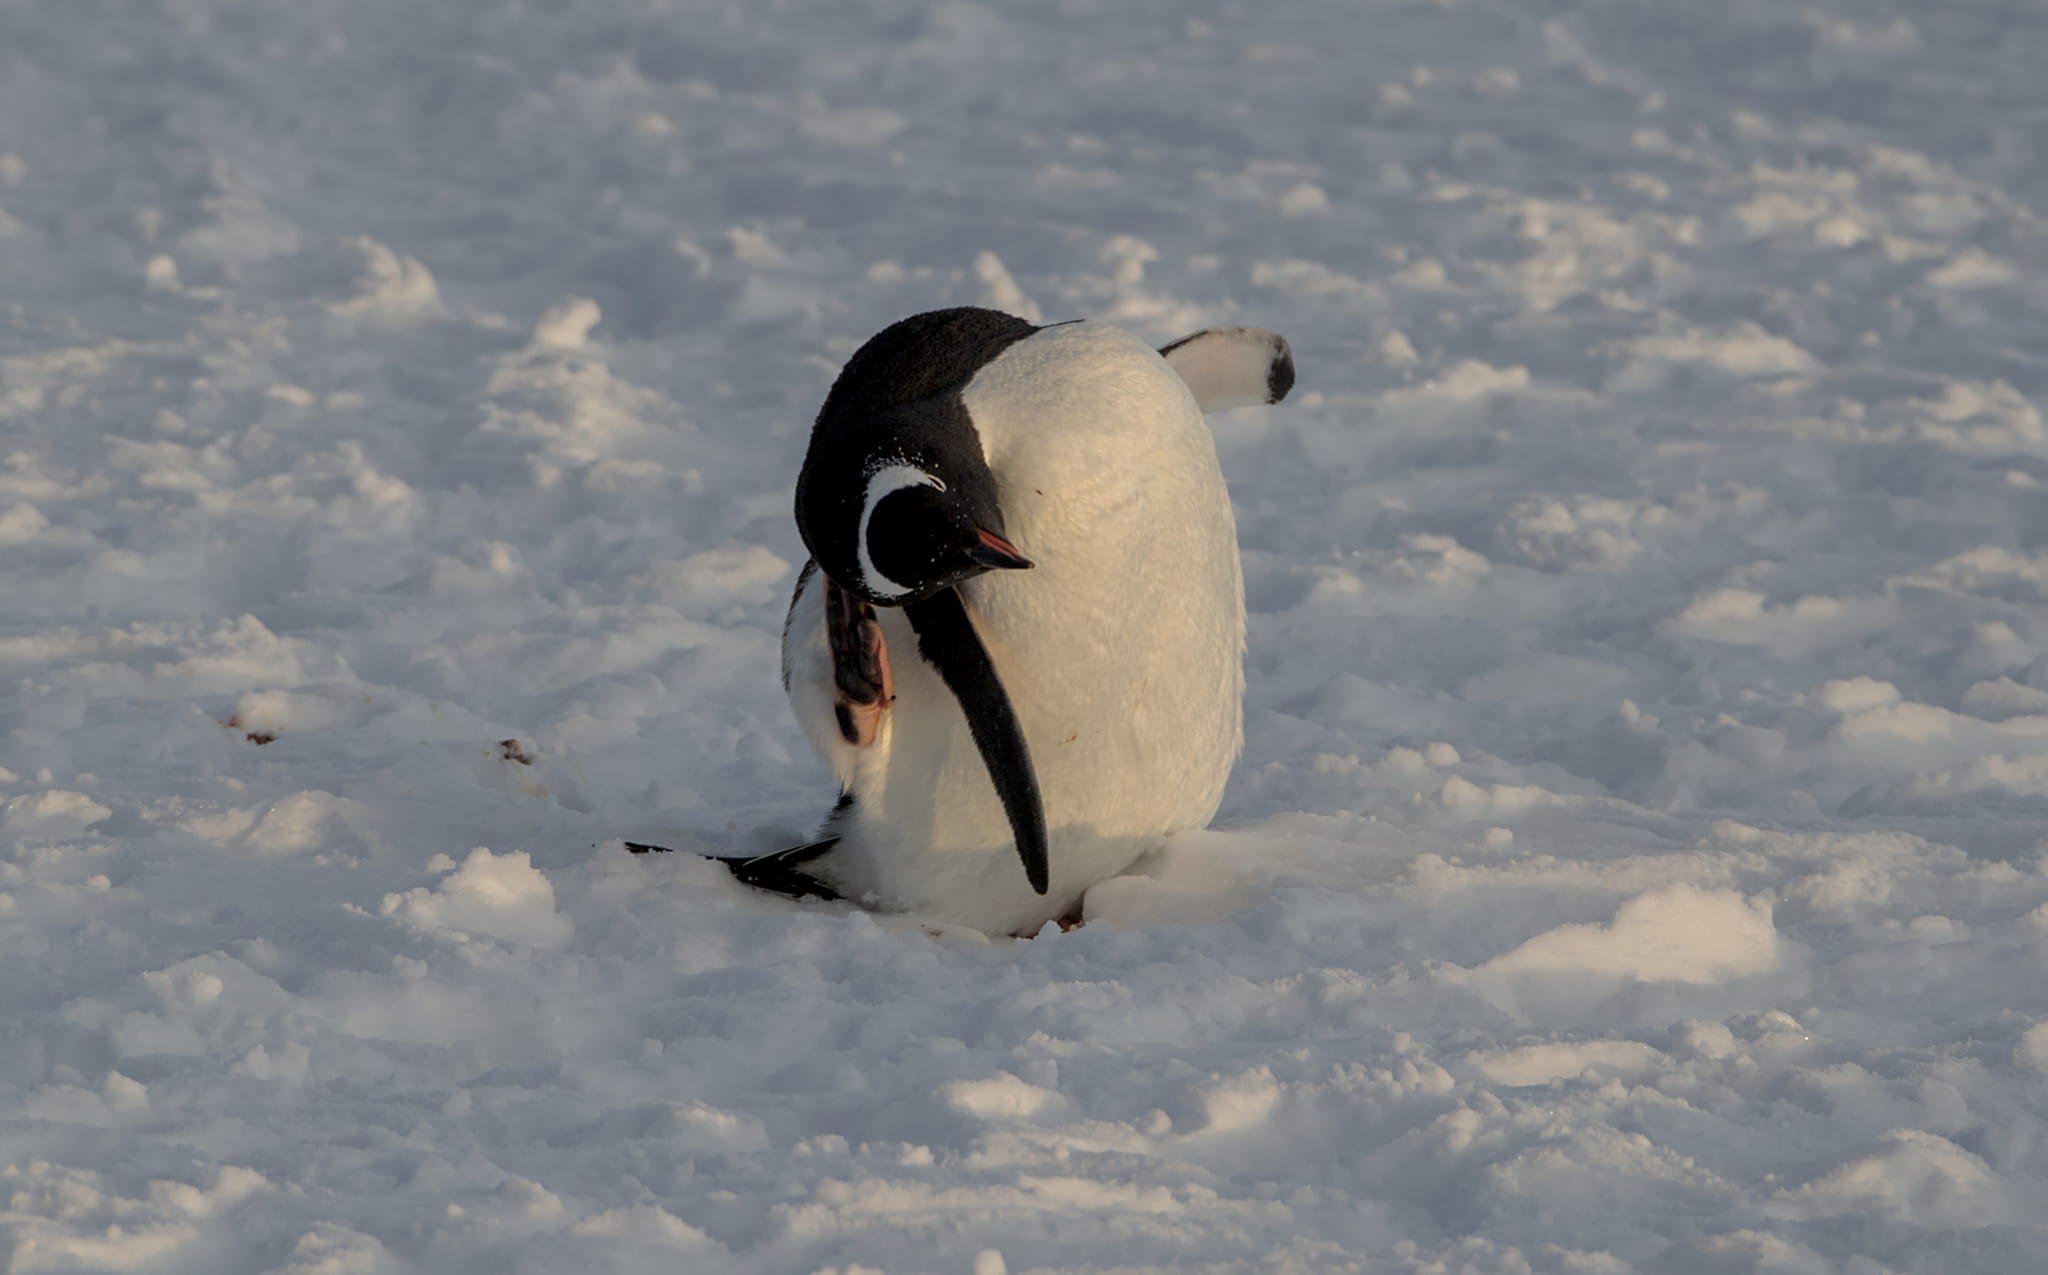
top-left (862, 485), bottom-right (956, 601)
top-left (854, 464), bottom-right (950, 602)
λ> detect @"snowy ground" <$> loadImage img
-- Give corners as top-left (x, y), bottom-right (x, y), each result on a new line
top-left (5, 0), bottom-right (2048, 1271)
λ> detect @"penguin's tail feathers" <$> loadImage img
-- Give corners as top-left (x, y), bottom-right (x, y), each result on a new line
top-left (719, 839), bottom-right (843, 900)
top-left (625, 837), bottom-right (843, 902)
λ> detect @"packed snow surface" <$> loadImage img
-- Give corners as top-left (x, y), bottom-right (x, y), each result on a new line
top-left (5, 1), bottom-right (2048, 1271)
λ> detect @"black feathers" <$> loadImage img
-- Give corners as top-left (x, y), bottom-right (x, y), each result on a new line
top-left (904, 588), bottom-right (1050, 895)
top-left (812, 307), bottom-right (1039, 427)
top-left (793, 309), bottom-right (1037, 604)
top-left (1266, 342), bottom-right (1296, 404)
top-left (718, 840), bottom-right (843, 901)
top-left (623, 835), bottom-right (841, 901)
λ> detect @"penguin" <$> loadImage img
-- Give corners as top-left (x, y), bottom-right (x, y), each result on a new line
top-left (740, 306), bottom-right (1293, 936)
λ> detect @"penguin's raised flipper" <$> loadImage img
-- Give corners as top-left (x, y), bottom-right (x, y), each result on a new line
top-left (1158, 326), bottom-right (1294, 411)
top-left (904, 588), bottom-right (1050, 895)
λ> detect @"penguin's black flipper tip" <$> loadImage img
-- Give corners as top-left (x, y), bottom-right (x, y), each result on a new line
top-left (1264, 335), bottom-right (1296, 405)
top-left (1016, 827), bottom-right (1049, 895)
top-left (1022, 848), bottom-right (1049, 896)
top-left (718, 840), bottom-right (845, 901)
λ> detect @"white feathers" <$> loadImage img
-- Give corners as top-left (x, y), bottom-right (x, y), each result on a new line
top-left (1158, 325), bottom-right (1293, 411)
top-left (854, 463), bottom-right (945, 600)
top-left (785, 321), bottom-right (1252, 934)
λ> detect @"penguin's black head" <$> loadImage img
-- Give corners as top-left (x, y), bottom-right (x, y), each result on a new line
top-left (796, 308), bottom-right (1040, 606)
top-left (848, 445), bottom-right (1033, 606)
top-left (800, 403), bottom-right (1033, 607)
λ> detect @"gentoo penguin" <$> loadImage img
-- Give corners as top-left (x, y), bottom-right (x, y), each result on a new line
top-left (739, 306), bottom-right (1293, 936)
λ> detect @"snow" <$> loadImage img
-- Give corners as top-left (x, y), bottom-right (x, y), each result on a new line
top-left (3, 0), bottom-right (2048, 1270)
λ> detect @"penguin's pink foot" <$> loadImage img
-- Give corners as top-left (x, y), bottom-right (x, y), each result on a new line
top-left (1011, 908), bottom-right (1085, 939)
top-left (826, 578), bottom-right (893, 746)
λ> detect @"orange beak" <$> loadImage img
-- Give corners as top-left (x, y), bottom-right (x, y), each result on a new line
top-left (967, 527), bottom-right (1033, 571)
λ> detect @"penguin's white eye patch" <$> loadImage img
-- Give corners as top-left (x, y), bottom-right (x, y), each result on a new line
top-left (857, 464), bottom-right (945, 599)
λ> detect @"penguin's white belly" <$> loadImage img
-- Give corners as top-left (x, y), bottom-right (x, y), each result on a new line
top-left (785, 323), bottom-right (1246, 935)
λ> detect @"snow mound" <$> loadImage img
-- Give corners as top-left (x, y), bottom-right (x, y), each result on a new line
top-left (380, 847), bottom-right (573, 948)
top-left (1460, 884), bottom-right (1778, 1024)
